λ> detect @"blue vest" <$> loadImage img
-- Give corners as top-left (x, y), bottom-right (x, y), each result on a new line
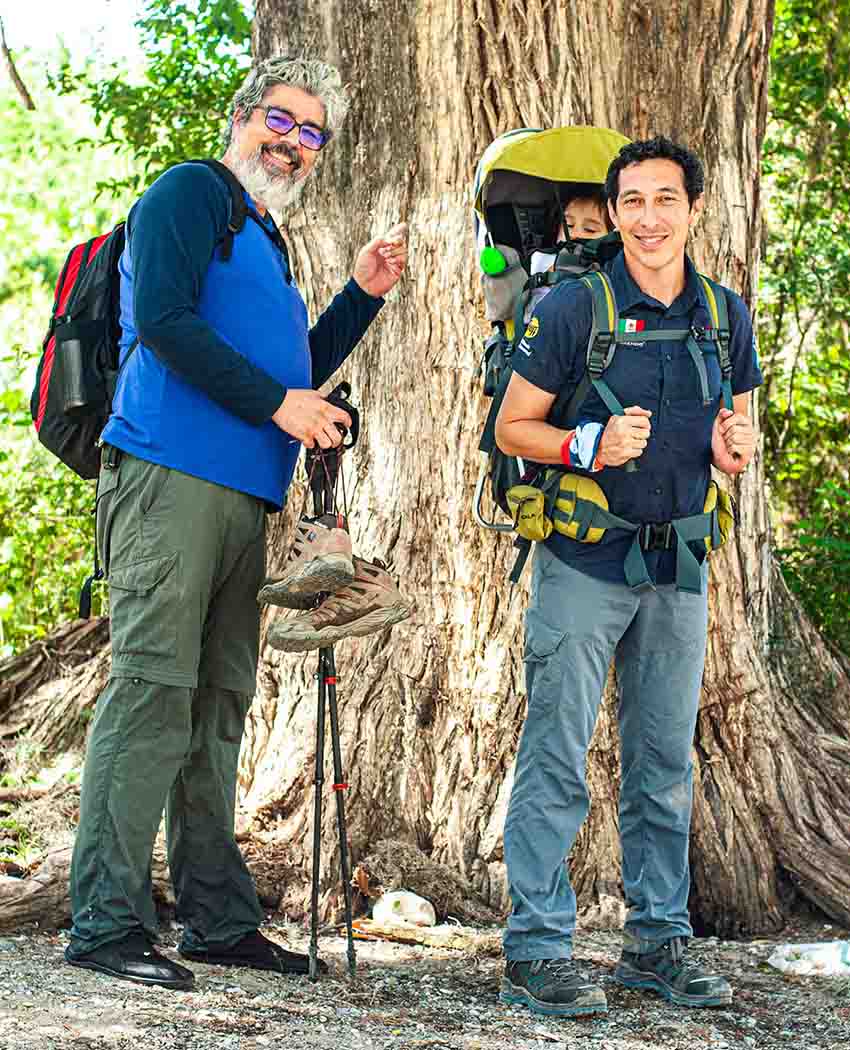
top-left (102, 197), bottom-right (311, 509)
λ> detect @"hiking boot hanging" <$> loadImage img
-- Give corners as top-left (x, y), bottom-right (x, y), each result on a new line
top-left (259, 513), bottom-right (354, 609)
top-left (266, 557), bottom-right (411, 652)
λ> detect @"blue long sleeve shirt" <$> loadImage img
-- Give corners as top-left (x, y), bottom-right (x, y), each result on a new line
top-left (102, 161), bottom-right (383, 507)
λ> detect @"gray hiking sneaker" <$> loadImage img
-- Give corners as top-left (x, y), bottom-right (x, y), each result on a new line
top-left (614, 936), bottom-right (732, 1007)
top-left (259, 513), bottom-right (354, 609)
top-left (266, 557), bottom-right (411, 652)
top-left (500, 959), bottom-right (608, 1017)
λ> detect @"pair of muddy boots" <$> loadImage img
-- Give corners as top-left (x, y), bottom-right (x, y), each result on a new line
top-left (260, 513), bottom-right (411, 651)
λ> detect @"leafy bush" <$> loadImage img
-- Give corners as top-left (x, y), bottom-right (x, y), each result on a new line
top-left (777, 482), bottom-right (850, 655)
top-left (0, 389), bottom-right (96, 658)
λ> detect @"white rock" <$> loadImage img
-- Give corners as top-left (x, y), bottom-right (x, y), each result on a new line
top-left (372, 890), bottom-right (438, 927)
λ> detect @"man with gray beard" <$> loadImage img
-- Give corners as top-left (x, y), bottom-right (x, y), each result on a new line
top-left (65, 56), bottom-right (407, 991)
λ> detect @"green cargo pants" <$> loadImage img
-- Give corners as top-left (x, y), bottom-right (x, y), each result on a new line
top-left (68, 449), bottom-right (267, 956)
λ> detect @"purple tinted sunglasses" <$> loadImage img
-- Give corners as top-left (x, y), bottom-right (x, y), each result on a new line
top-left (256, 106), bottom-right (332, 151)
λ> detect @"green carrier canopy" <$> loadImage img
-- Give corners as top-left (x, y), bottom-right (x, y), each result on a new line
top-left (472, 125), bottom-right (629, 532)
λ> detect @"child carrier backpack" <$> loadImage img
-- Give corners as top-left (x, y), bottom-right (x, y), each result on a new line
top-left (471, 127), bottom-right (736, 590)
top-left (472, 125), bottom-right (630, 530)
top-left (30, 159), bottom-right (251, 479)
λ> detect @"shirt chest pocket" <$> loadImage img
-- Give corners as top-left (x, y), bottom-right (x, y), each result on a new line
top-left (666, 342), bottom-right (722, 407)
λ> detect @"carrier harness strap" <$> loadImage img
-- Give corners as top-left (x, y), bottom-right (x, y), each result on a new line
top-left (699, 275), bottom-right (734, 410)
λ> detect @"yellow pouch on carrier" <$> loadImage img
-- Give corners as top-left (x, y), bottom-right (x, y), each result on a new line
top-left (551, 472), bottom-right (611, 544)
top-left (702, 480), bottom-right (734, 552)
top-left (506, 484), bottom-right (553, 542)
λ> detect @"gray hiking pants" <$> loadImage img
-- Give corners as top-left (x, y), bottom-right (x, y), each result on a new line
top-left (68, 450), bottom-right (266, 956)
top-left (503, 543), bottom-right (709, 961)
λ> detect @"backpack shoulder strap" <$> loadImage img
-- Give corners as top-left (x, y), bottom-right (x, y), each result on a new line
top-left (188, 158), bottom-right (249, 261)
top-left (699, 274), bottom-right (734, 410)
top-left (579, 271), bottom-right (626, 417)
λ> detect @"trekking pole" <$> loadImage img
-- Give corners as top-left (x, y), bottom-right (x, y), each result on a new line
top-left (305, 383), bottom-right (359, 982)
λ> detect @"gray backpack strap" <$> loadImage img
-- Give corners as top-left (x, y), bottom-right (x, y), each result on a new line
top-left (699, 275), bottom-right (734, 410)
top-left (562, 271), bottom-right (638, 473)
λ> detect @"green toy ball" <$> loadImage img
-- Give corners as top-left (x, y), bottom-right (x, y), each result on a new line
top-left (480, 245), bottom-right (507, 275)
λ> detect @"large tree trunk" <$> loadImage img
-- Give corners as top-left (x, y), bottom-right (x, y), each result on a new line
top-left (4, 0), bottom-right (848, 938)
top-left (241, 0), bottom-right (850, 936)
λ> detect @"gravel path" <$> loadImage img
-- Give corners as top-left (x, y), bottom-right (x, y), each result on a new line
top-left (0, 918), bottom-right (848, 1050)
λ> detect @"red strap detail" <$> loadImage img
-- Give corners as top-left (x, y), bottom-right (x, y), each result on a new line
top-left (559, 430), bottom-right (576, 467)
top-left (324, 676), bottom-right (338, 685)
top-left (87, 232), bottom-right (111, 261)
top-left (332, 782), bottom-right (349, 791)
top-left (36, 241), bottom-right (94, 431)
top-left (34, 336), bottom-right (56, 432)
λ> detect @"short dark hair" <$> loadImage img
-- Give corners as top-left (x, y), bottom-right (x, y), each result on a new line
top-left (562, 185), bottom-right (614, 232)
top-left (604, 136), bottom-right (704, 209)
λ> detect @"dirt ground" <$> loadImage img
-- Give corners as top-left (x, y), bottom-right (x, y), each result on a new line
top-left (0, 914), bottom-right (848, 1050)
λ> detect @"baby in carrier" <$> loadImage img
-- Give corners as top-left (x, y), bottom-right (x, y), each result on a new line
top-left (526, 186), bottom-right (613, 319)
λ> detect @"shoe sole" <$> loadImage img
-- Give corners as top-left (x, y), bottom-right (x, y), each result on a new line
top-left (179, 949), bottom-right (325, 976)
top-left (258, 554), bottom-right (355, 608)
top-left (614, 965), bottom-right (732, 1007)
top-left (500, 979), bottom-right (608, 1017)
top-left (267, 603), bottom-right (411, 653)
top-left (66, 956), bottom-right (195, 991)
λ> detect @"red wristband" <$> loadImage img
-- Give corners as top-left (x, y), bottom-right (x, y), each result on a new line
top-left (560, 430), bottom-right (575, 467)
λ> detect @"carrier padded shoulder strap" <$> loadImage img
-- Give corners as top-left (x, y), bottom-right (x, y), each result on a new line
top-left (698, 275), bottom-right (734, 410)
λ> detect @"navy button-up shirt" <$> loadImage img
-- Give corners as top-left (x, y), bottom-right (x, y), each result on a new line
top-left (511, 251), bottom-right (763, 584)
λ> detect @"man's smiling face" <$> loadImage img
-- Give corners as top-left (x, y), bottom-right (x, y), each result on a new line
top-left (608, 158), bottom-right (703, 275)
top-left (229, 83), bottom-right (327, 211)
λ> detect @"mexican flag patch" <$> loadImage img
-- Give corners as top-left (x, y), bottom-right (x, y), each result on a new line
top-left (618, 318), bottom-right (646, 333)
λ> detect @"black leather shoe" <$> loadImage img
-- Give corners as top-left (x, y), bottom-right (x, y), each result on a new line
top-left (66, 931), bottom-right (195, 990)
top-left (179, 929), bottom-right (326, 975)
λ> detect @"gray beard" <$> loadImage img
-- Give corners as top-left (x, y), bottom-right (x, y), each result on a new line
top-left (228, 148), bottom-right (309, 213)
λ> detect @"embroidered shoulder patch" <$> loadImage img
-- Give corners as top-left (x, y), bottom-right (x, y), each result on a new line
top-left (524, 317), bottom-right (540, 339)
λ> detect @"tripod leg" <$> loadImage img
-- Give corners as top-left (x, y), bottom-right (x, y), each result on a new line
top-left (309, 653), bottom-right (327, 982)
top-left (325, 645), bottom-right (357, 978)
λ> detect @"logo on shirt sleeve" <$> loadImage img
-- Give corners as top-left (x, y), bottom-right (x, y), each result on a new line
top-left (524, 317), bottom-right (540, 339)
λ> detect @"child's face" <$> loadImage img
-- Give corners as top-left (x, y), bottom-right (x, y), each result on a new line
top-left (563, 198), bottom-right (607, 240)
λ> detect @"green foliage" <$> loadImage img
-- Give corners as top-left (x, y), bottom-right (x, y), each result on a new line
top-left (777, 483), bottom-right (850, 655)
top-left (0, 386), bottom-right (96, 657)
top-left (0, 60), bottom-right (134, 657)
top-left (50, 0), bottom-right (253, 194)
top-left (761, 0), bottom-right (850, 652)
top-left (0, 4), bottom-right (250, 656)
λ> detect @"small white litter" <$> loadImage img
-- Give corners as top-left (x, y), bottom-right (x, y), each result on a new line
top-left (766, 941), bottom-right (850, 977)
top-left (372, 890), bottom-right (437, 927)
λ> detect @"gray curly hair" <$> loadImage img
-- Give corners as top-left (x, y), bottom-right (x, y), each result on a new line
top-left (224, 56), bottom-right (349, 148)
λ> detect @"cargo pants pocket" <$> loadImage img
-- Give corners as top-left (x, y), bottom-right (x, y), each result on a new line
top-left (109, 553), bottom-right (180, 660)
top-left (523, 609), bottom-right (567, 715)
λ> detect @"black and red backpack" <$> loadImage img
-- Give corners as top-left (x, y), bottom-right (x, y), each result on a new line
top-left (30, 159), bottom-right (250, 479)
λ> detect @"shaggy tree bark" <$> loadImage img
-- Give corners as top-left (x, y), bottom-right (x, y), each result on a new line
top-left (3, 0), bottom-right (848, 939)
top-left (241, 0), bottom-right (850, 936)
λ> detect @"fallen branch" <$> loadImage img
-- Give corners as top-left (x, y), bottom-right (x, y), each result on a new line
top-left (0, 17), bottom-right (35, 111)
top-left (351, 917), bottom-right (501, 953)
top-left (0, 786), bottom-right (51, 804)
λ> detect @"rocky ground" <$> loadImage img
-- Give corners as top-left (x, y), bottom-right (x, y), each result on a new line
top-left (0, 916), bottom-right (848, 1050)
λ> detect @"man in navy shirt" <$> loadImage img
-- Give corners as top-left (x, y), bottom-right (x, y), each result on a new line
top-left (65, 56), bottom-right (407, 991)
top-left (495, 137), bottom-right (760, 1017)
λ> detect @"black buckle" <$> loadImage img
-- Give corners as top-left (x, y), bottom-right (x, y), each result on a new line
top-left (588, 333), bottom-right (613, 378)
top-left (640, 522), bottom-right (673, 551)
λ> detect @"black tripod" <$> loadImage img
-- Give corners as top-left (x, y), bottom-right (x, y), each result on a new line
top-left (303, 383), bottom-right (359, 981)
